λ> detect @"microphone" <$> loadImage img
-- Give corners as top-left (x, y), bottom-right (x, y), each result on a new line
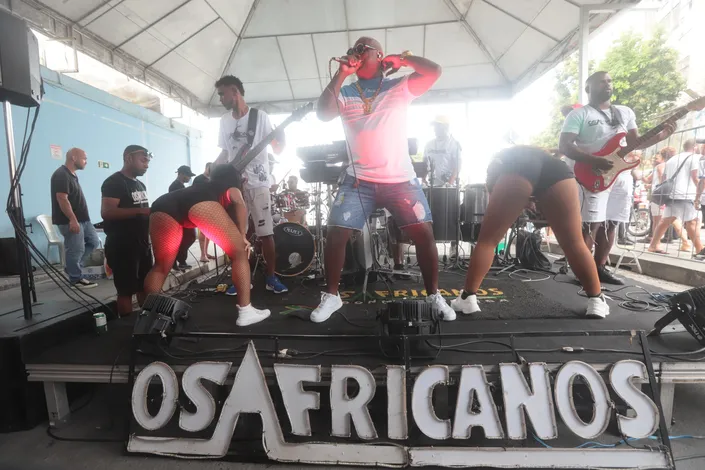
top-left (332, 57), bottom-right (360, 67)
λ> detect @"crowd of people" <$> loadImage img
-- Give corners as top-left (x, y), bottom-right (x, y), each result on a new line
top-left (48, 34), bottom-right (703, 326)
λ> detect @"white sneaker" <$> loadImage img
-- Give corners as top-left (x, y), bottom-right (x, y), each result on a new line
top-left (450, 291), bottom-right (481, 314)
top-left (236, 304), bottom-right (271, 326)
top-left (310, 292), bottom-right (343, 323)
top-left (586, 294), bottom-right (610, 319)
top-left (426, 292), bottom-right (456, 321)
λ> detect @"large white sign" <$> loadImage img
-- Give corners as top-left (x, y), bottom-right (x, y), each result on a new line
top-left (128, 342), bottom-right (669, 469)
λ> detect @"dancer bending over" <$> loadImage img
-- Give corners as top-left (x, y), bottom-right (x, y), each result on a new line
top-left (451, 146), bottom-right (610, 318)
top-left (144, 165), bottom-right (270, 326)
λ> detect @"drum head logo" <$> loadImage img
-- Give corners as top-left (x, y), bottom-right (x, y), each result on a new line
top-left (288, 252), bottom-right (302, 268)
top-left (283, 226), bottom-right (303, 236)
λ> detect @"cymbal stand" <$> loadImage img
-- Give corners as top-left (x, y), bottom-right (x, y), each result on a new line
top-left (309, 182), bottom-right (326, 278)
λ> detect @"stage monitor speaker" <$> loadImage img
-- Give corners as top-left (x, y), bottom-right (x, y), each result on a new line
top-left (133, 294), bottom-right (190, 348)
top-left (0, 9), bottom-right (42, 107)
top-left (649, 286), bottom-right (705, 346)
top-left (379, 300), bottom-right (439, 359)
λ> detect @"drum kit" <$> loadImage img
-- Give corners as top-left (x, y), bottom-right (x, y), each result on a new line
top-left (246, 140), bottom-right (495, 281)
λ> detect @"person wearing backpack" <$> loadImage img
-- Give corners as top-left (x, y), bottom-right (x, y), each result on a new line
top-left (648, 140), bottom-right (702, 254)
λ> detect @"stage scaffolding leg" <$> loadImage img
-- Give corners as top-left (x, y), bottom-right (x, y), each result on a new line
top-left (659, 382), bottom-right (675, 430)
top-left (44, 381), bottom-right (70, 428)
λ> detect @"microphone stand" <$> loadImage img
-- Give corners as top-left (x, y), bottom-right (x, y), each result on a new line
top-left (449, 177), bottom-right (463, 270)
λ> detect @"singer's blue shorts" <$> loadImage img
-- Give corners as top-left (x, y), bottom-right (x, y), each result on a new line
top-left (328, 174), bottom-right (433, 230)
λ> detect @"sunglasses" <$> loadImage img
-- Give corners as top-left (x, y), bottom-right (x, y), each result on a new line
top-left (347, 44), bottom-right (376, 56)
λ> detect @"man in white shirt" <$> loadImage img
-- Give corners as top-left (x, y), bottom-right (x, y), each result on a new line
top-left (424, 115), bottom-right (461, 187)
top-left (654, 139), bottom-right (703, 256)
top-left (560, 71), bottom-right (674, 285)
top-left (313, 36), bottom-right (455, 323)
top-left (213, 75), bottom-right (288, 295)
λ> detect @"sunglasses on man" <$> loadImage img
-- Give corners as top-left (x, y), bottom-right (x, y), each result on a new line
top-left (347, 44), bottom-right (376, 56)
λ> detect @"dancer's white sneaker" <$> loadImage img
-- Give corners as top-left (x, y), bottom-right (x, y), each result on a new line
top-left (310, 292), bottom-right (343, 323)
top-left (586, 294), bottom-right (610, 319)
top-left (427, 292), bottom-right (456, 321)
top-left (236, 304), bottom-right (271, 326)
top-left (450, 291), bottom-right (481, 314)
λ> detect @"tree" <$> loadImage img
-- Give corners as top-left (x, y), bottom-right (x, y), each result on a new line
top-left (599, 28), bottom-right (684, 131)
top-left (531, 54), bottom-right (586, 149)
top-left (531, 28), bottom-right (684, 147)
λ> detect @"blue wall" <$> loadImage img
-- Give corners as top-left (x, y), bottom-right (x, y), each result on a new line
top-left (0, 68), bottom-right (203, 264)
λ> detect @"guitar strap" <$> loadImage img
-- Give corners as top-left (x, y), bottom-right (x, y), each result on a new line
top-left (246, 107), bottom-right (258, 149)
top-left (588, 104), bottom-right (622, 129)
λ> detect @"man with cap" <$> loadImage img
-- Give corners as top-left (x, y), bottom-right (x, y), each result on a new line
top-left (169, 165), bottom-right (197, 270)
top-left (424, 115), bottom-right (462, 259)
top-left (169, 165), bottom-right (196, 192)
top-left (100, 145), bottom-right (152, 316)
top-left (424, 115), bottom-right (462, 187)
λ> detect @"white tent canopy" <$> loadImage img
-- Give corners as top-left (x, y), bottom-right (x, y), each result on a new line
top-left (4, 0), bottom-right (637, 114)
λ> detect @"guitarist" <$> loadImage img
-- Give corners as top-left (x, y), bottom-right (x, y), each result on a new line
top-left (559, 71), bottom-right (675, 285)
top-left (213, 75), bottom-right (289, 295)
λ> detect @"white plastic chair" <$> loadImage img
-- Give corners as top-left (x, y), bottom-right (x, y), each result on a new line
top-left (36, 214), bottom-right (66, 267)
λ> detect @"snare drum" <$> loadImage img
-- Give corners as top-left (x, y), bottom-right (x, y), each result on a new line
top-left (273, 222), bottom-right (315, 277)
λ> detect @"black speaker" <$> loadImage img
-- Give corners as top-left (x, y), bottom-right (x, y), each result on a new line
top-left (649, 287), bottom-right (705, 346)
top-left (0, 9), bottom-right (42, 107)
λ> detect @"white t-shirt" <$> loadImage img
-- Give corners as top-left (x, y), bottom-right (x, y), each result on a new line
top-left (338, 76), bottom-right (417, 183)
top-left (424, 136), bottom-right (462, 186)
top-left (561, 105), bottom-right (637, 169)
top-left (218, 109), bottom-right (274, 190)
top-left (664, 152), bottom-right (699, 200)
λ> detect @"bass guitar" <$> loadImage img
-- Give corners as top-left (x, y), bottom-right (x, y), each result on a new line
top-left (232, 102), bottom-right (314, 174)
top-left (574, 96), bottom-right (705, 192)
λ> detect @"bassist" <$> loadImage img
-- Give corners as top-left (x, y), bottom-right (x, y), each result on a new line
top-left (559, 71), bottom-right (674, 285)
top-left (213, 75), bottom-right (289, 295)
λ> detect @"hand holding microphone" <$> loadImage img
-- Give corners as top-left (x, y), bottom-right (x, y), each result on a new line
top-left (333, 55), bottom-right (360, 76)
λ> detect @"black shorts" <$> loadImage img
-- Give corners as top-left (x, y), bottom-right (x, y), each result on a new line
top-left (486, 146), bottom-right (574, 196)
top-left (105, 239), bottom-right (153, 296)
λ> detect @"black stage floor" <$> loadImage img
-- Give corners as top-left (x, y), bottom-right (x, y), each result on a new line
top-left (23, 268), bottom-right (704, 369)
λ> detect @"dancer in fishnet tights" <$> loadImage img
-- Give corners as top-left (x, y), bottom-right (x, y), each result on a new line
top-left (144, 165), bottom-right (270, 326)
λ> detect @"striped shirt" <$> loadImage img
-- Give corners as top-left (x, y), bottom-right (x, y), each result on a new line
top-left (338, 76), bottom-right (417, 183)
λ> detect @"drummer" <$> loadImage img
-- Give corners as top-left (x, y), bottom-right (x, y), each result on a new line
top-left (282, 175), bottom-right (309, 225)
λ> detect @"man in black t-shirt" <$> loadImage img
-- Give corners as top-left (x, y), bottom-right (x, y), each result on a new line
top-left (192, 162), bottom-right (211, 187)
top-left (169, 165), bottom-right (197, 270)
top-left (50, 148), bottom-right (101, 288)
top-left (100, 145), bottom-right (152, 316)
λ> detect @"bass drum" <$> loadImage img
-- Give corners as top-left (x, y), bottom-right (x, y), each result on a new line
top-left (273, 222), bottom-right (315, 277)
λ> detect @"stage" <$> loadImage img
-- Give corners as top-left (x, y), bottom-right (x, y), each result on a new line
top-left (16, 266), bottom-right (705, 437)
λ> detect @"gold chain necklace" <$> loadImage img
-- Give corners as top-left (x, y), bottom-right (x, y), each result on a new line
top-left (354, 77), bottom-right (384, 115)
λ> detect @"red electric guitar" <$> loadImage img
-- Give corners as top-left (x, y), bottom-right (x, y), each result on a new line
top-left (574, 96), bottom-right (705, 192)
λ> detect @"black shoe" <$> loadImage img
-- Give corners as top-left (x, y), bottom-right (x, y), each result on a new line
top-left (178, 262), bottom-right (192, 270)
top-left (393, 263), bottom-right (412, 280)
top-left (597, 265), bottom-right (625, 285)
top-left (617, 238), bottom-right (634, 246)
top-left (694, 249), bottom-right (705, 260)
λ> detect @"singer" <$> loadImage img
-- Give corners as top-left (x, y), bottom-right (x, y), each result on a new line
top-left (311, 36), bottom-right (456, 323)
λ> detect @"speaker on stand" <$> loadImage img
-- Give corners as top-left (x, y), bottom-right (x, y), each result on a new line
top-left (1, 9), bottom-right (43, 320)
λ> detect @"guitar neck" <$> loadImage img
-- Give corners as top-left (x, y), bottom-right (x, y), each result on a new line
top-left (617, 106), bottom-right (688, 157)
